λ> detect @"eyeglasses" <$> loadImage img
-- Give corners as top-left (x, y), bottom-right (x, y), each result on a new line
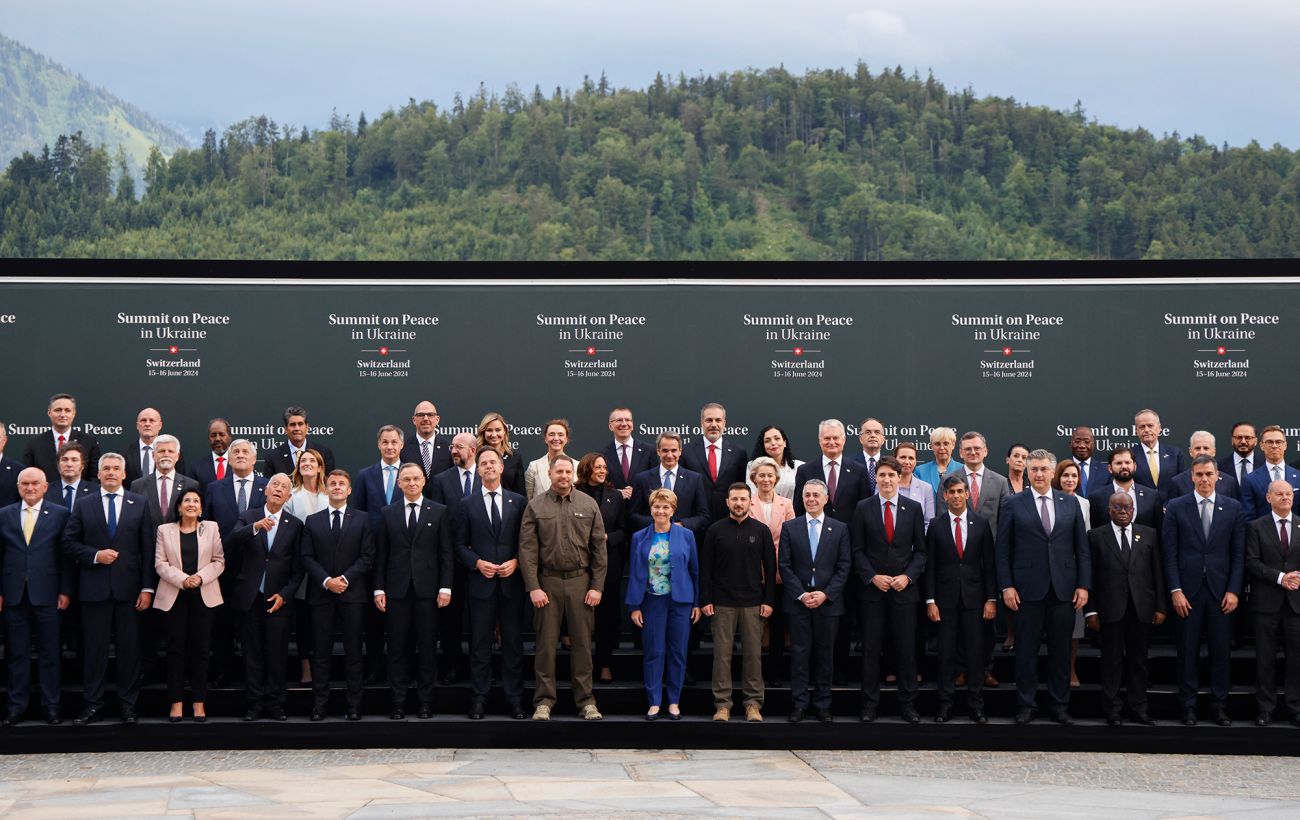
top-left (414, 412), bottom-right (438, 418)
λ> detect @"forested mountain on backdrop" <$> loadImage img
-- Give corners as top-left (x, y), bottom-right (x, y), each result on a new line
top-left (2, 64), bottom-right (1297, 259)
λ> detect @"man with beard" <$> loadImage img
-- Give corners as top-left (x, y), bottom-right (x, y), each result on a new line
top-left (187, 418), bottom-right (233, 493)
top-left (401, 401), bottom-right (453, 493)
top-left (1219, 422), bottom-right (1264, 489)
top-left (1088, 447), bottom-right (1162, 530)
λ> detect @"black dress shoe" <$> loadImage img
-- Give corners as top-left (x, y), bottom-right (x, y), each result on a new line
top-left (1050, 711), bottom-right (1074, 726)
top-left (346, 710), bottom-right (362, 721)
top-left (120, 708), bottom-right (138, 724)
top-left (1130, 711), bottom-right (1155, 726)
top-left (1255, 711), bottom-right (1272, 727)
top-left (788, 708), bottom-right (806, 723)
top-left (816, 709), bottom-right (834, 723)
top-left (73, 706), bottom-right (103, 725)
top-left (267, 707), bottom-right (288, 722)
top-left (2, 711), bottom-right (23, 727)
top-left (1212, 707), bottom-right (1231, 727)
top-left (1015, 708), bottom-right (1035, 724)
top-left (390, 709), bottom-right (405, 720)
top-left (934, 706), bottom-right (952, 723)
top-left (667, 709), bottom-right (682, 721)
top-left (971, 710), bottom-right (988, 724)
top-left (244, 707), bottom-right (263, 722)
top-left (438, 669), bottom-right (458, 685)
top-left (1181, 708), bottom-right (1197, 726)
top-left (45, 709), bottom-right (61, 726)
top-left (418, 705), bottom-right (433, 719)
top-left (902, 707), bottom-right (921, 724)
top-left (832, 673), bottom-right (848, 686)
top-left (509, 703), bottom-right (527, 720)
top-left (468, 700), bottom-right (486, 720)
top-left (859, 708), bottom-right (876, 723)
top-left (1106, 714), bottom-right (1123, 727)
top-left (311, 710), bottom-right (325, 721)
top-left (645, 710), bottom-right (660, 721)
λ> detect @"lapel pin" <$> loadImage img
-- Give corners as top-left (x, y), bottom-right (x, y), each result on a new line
top-left (1134, 535), bottom-right (1142, 541)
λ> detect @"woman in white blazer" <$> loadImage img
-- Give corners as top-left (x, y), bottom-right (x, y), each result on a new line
top-left (154, 488), bottom-right (224, 721)
top-left (524, 419), bottom-right (571, 498)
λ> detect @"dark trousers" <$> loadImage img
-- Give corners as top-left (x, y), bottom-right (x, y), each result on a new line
top-left (81, 598), bottom-right (141, 709)
top-left (165, 590), bottom-right (215, 703)
top-left (1175, 586), bottom-right (1233, 707)
top-left (364, 600), bottom-right (386, 677)
top-left (1014, 590), bottom-right (1075, 712)
top-left (764, 585), bottom-right (788, 683)
top-left (860, 592), bottom-right (918, 710)
top-left (467, 587), bottom-right (524, 704)
top-left (1098, 608), bottom-right (1152, 716)
top-left (439, 564), bottom-right (467, 674)
top-left (310, 598), bottom-right (365, 712)
top-left (833, 578), bottom-right (859, 679)
top-left (242, 602), bottom-right (291, 708)
top-left (639, 593), bottom-right (692, 708)
top-left (4, 598), bottom-right (61, 712)
top-left (594, 544), bottom-right (627, 669)
top-left (387, 594), bottom-right (438, 708)
top-left (934, 604), bottom-right (986, 712)
top-left (788, 607), bottom-right (838, 712)
top-left (293, 597), bottom-right (313, 669)
top-left (1254, 607), bottom-right (1300, 715)
top-left (211, 577), bottom-right (241, 679)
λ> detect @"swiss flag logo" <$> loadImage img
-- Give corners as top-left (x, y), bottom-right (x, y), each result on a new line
top-left (586, 346), bottom-right (597, 355)
top-left (379, 346), bottom-right (390, 356)
top-left (1002, 347), bottom-right (1012, 356)
top-left (793, 346), bottom-right (804, 356)
top-left (168, 345), bottom-right (179, 355)
top-left (1217, 346), bottom-right (1227, 356)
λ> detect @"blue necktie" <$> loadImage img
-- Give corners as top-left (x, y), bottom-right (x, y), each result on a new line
top-left (808, 518), bottom-right (820, 587)
top-left (260, 515), bottom-right (277, 593)
top-left (106, 493), bottom-right (118, 539)
top-left (64, 484), bottom-right (74, 510)
top-left (462, 470), bottom-right (472, 497)
top-left (663, 471), bottom-right (674, 491)
top-left (384, 465), bottom-right (396, 504)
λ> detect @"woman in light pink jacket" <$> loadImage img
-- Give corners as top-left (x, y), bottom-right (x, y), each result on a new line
top-left (154, 488), bottom-right (224, 721)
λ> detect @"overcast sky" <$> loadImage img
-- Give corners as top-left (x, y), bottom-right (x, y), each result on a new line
top-left (6, 0), bottom-right (1297, 148)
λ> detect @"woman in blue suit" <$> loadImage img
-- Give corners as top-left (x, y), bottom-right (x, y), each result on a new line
top-left (627, 488), bottom-right (700, 720)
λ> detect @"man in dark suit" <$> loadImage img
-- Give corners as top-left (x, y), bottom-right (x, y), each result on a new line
top-left (225, 473), bottom-right (303, 721)
top-left (1167, 432), bottom-right (1240, 502)
top-left (429, 433), bottom-right (481, 507)
top-left (1221, 421), bottom-right (1264, 489)
top-left (0, 425), bottom-right (23, 507)
top-left (186, 418), bottom-right (232, 493)
top-left (301, 469), bottom-right (375, 720)
top-left (428, 432), bottom-right (480, 683)
top-left (779, 480), bottom-right (851, 722)
top-left (1244, 479), bottom-right (1300, 727)
top-left (1088, 447), bottom-right (1164, 529)
top-left (375, 463), bottom-right (453, 719)
top-left (262, 405), bottom-right (336, 477)
top-left (925, 474), bottom-right (997, 723)
top-left (0, 468), bottom-right (73, 726)
top-left (123, 407), bottom-right (188, 486)
top-left (1240, 426), bottom-right (1300, 521)
top-left (603, 406), bottom-right (655, 500)
top-left (996, 449), bottom-right (1091, 724)
top-left (680, 402), bottom-right (749, 522)
top-left (851, 456), bottom-right (926, 723)
top-left (1068, 426), bottom-right (1110, 497)
top-left (23, 393), bottom-right (101, 483)
top-left (43, 442), bottom-right (98, 509)
top-left (847, 416), bottom-right (884, 497)
top-left (204, 438), bottom-right (266, 685)
top-left (1163, 455), bottom-right (1245, 726)
top-left (352, 424), bottom-right (409, 683)
top-left (455, 446), bottom-right (528, 719)
top-left (62, 452), bottom-right (156, 724)
top-left (630, 432), bottom-right (711, 539)
top-left (1084, 492), bottom-right (1165, 726)
top-left (401, 401), bottom-right (453, 495)
top-left (1131, 408), bottom-right (1185, 496)
top-left (130, 434), bottom-right (199, 527)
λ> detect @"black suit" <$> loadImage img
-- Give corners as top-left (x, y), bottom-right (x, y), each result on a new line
top-left (301, 506), bottom-right (374, 712)
top-left (1086, 522), bottom-right (1164, 717)
top-left (0, 455), bottom-right (22, 507)
top-left (376, 497), bottom-right (453, 709)
top-left (1088, 482), bottom-right (1164, 530)
top-left (428, 465), bottom-right (480, 675)
top-left (261, 442), bottom-right (336, 478)
top-left (779, 514), bottom-right (850, 712)
top-left (44, 479), bottom-right (99, 511)
top-left (925, 509), bottom-right (996, 713)
top-left (226, 506), bottom-right (304, 710)
top-left (499, 452), bottom-right (525, 496)
top-left (455, 487), bottom-right (527, 703)
top-left (681, 437), bottom-right (750, 522)
top-left (23, 430), bottom-right (101, 483)
top-left (581, 483), bottom-right (630, 669)
top-left (793, 458), bottom-right (871, 524)
top-left (1220, 451), bottom-right (1266, 487)
top-left (123, 443), bottom-right (189, 488)
top-left (62, 489), bottom-right (157, 710)
top-left (131, 471), bottom-right (200, 527)
top-left (852, 494), bottom-right (926, 712)
top-left (400, 433), bottom-right (453, 496)
top-left (1245, 513), bottom-right (1300, 717)
top-left (602, 439), bottom-right (655, 489)
top-left (186, 452), bottom-right (226, 494)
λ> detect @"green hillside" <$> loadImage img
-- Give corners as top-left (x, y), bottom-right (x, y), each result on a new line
top-left (0, 32), bottom-right (190, 173)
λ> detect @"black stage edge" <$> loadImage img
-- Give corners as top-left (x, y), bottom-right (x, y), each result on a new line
top-left (4, 716), bottom-right (1300, 756)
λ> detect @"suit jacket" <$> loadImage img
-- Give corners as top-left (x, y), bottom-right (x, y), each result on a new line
top-left (376, 497), bottom-right (453, 599)
top-left (225, 505), bottom-right (304, 611)
top-left (851, 494), bottom-right (927, 602)
top-left (400, 432), bottom-right (453, 494)
top-left (1065, 455), bottom-right (1112, 496)
top-left (847, 450), bottom-right (882, 497)
top-left (778, 515), bottom-right (851, 615)
top-left (1245, 513), bottom-right (1300, 614)
top-left (625, 525), bottom-right (699, 608)
top-left (1088, 482), bottom-right (1164, 530)
top-left (132, 470), bottom-right (201, 527)
top-left (578, 483), bottom-right (629, 557)
top-left (1085, 523), bottom-right (1164, 623)
top-left (0, 501), bottom-right (74, 606)
top-left (1132, 444), bottom-right (1186, 491)
top-left (1161, 492), bottom-right (1245, 600)
top-left (1240, 463), bottom-right (1300, 521)
top-left (523, 454), bottom-right (555, 499)
top-left (1166, 468), bottom-right (1240, 503)
top-left (44, 479), bottom-right (99, 510)
top-left (152, 521), bottom-right (225, 610)
top-left (454, 487), bottom-right (526, 599)
top-left (124, 444), bottom-right (189, 487)
top-left (300, 506), bottom-right (374, 605)
top-left (63, 489), bottom-right (157, 602)
top-left (22, 429), bottom-right (101, 483)
top-left (923, 508), bottom-right (996, 610)
top-left (945, 464), bottom-right (1011, 533)
top-left (792, 458), bottom-right (871, 524)
top-left (203, 473), bottom-right (268, 540)
top-left (185, 452), bottom-right (226, 493)
top-left (352, 461), bottom-right (404, 533)
top-left (429, 466), bottom-right (482, 510)
top-left (995, 490), bottom-right (1092, 602)
top-left (629, 465), bottom-right (711, 537)
top-left (261, 441), bottom-right (336, 478)
top-left (602, 439), bottom-right (656, 489)
top-left (500, 452), bottom-right (525, 496)
top-left (1218, 451), bottom-right (1265, 484)
top-left (0, 455), bottom-right (21, 507)
top-left (680, 437), bottom-right (750, 522)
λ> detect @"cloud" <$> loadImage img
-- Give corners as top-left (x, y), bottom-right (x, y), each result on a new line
top-left (846, 9), bottom-right (907, 38)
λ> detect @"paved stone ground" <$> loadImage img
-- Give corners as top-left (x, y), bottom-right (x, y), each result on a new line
top-left (0, 748), bottom-right (1297, 818)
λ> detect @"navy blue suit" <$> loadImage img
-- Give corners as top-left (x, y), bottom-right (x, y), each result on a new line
top-left (62, 489), bottom-right (157, 710)
top-left (352, 462), bottom-right (403, 534)
top-left (1166, 469), bottom-right (1240, 504)
top-left (1240, 463), bottom-right (1300, 521)
top-left (401, 433), bottom-right (453, 494)
top-left (430, 466), bottom-right (481, 509)
top-left (301, 506), bottom-right (374, 712)
top-left (186, 453), bottom-right (224, 493)
top-left (261, 441), bottom-right (336, 478)
top-left (779, 514), bottom-right (851, 712)
top-left (44, 479), bottom-right (99, 511)
top-left (629, 466), bottom-right (711, 540)
top-left (996, 490), bottom-right (1091, 713)
top-left (602, 439), bottom-right (656, 489)
top-left (846, 451), bottom-right (881, 497)
top-left (1066, 455), bottom-right (1111, 497)
top-left (1131, 444), bottom-right (1186, 495)
top-left (0, 455), bottom-right (21, 507)
top-left (793, 458), bottom-right (871, 524)
top-left (203, 474), bottom-right (268, 539)
top-left (1219, 451), bottom-right (1265, 486)
top-left (1087, 482), bottom-right (1164, 530)
top-left (1162, 492), bottom-right (1245, 708)
top-left (680, 437), bottom-right (750, 522)
top-left (1, 501), bottom-right (73, 713)
top-left (23, 430), bottom-right (101, 483)
top-left (454, 487), bottom-right (526, 703)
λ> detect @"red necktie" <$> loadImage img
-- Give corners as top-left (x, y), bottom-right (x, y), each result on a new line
top-left (968, 471), bottom-right (980, 511)
top-left (884, 500), bottom-right (894, 543)
top-left (954, 515), bottom-right (963, 558)
top-left (708, 444), bottom-right (718, 482)
top-left (58, 434), bottom-right (66, 449)
top-left (216, 456), bottom-right (226, 480)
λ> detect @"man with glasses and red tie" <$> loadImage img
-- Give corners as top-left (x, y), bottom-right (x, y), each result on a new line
top-left (602, 406), bottom-right (655, 501)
